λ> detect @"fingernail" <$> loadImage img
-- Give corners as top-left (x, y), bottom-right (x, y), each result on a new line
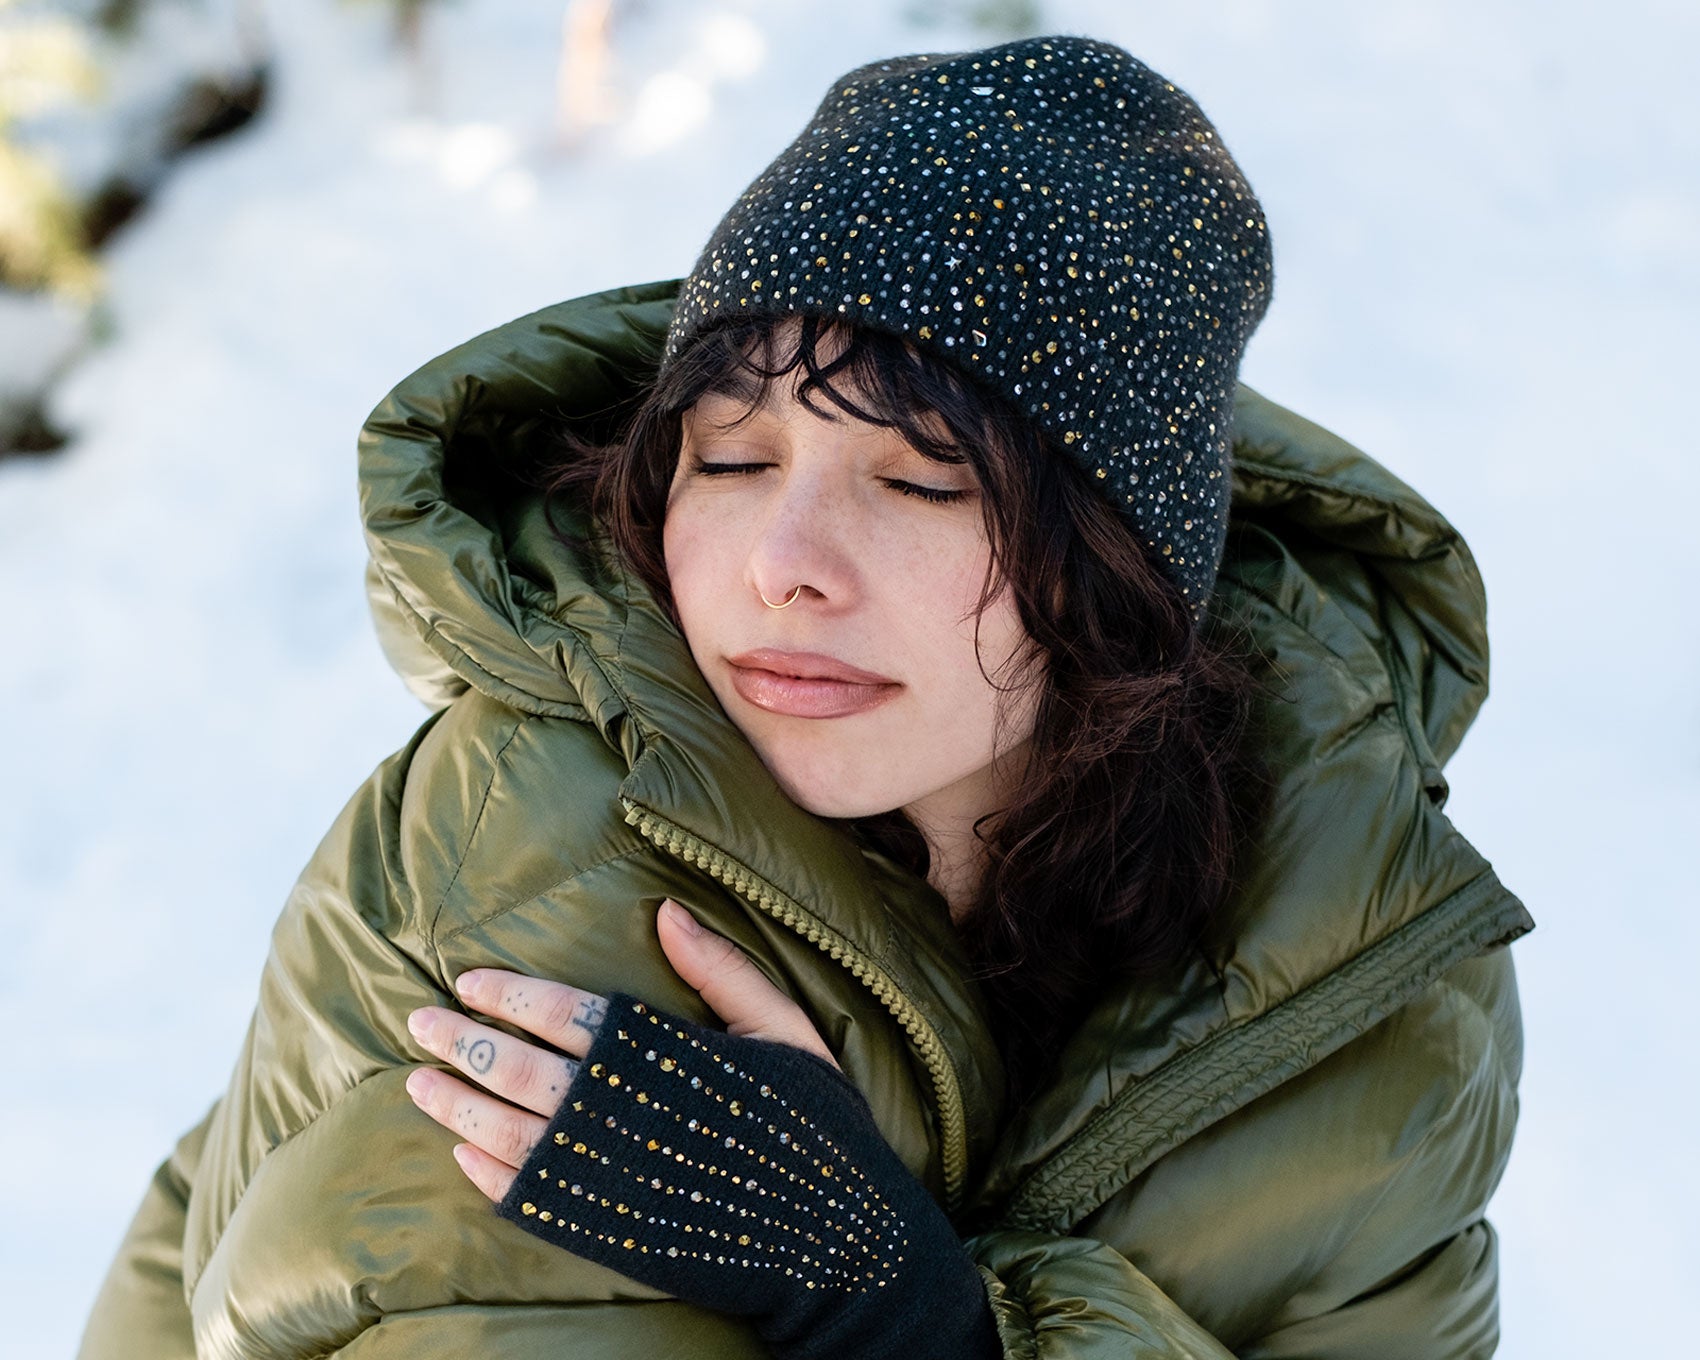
top-left (451, 1143), bottom-right (473, 1172)
top-left (405, 1069), bottom-right (431, 1100)
top-left (662, 899), bottom-right (702, 935)
top-left (453, 972), bottom-right (476, 1000)
top-left (406, 1009), bottom-right (430, 1039)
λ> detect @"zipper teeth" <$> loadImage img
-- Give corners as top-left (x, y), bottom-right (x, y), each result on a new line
top-left (624, 802), bottom-right (967, 1208)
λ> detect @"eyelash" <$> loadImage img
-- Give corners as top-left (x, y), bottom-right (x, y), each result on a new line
top-left (687, 458), bottom-right (970, 505)
top-left (887, 480), bottom-right (968, 505)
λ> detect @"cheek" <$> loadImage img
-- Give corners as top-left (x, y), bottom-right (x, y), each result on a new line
top-left (931, 548), bottom-right (1019, 664)
top-left (662, 487), bottom-right (750, 592)
top-left (662, 510), bottom-right (717, 656)
top-left (660, 513), bottom-right (689, 593)
top-left (894, 545), bottom-right (1026, 701)
top-left (946, 582), bottom-right (1040, 739)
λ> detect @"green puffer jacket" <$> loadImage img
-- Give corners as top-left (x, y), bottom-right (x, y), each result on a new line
top-left (80, 281), bottom-right (1532, 1360)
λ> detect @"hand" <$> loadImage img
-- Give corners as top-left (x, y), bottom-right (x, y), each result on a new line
top-left (404, 898), bottom-right (837, 1201)
top-left (409, 899), bottom-right (999, 1358)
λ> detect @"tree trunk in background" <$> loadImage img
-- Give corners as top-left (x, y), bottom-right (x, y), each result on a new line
top-left (556, 0), bottom-right (615, 149)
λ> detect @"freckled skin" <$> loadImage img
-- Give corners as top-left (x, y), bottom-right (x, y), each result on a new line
top-left (662, 361), bottom-right (1041, 873)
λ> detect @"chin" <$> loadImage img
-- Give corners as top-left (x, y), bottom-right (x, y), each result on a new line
top-left (757, 747), bottom-right (900, 821)
top-left (774, 775), bottom-right (895, 822)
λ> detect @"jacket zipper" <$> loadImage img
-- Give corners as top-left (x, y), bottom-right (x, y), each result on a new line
top-left (623, 800), bottom-right (970, 1209)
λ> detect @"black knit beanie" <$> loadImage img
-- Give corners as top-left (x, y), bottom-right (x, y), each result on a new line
top-left (663, 34), bottom-right (1273, 612)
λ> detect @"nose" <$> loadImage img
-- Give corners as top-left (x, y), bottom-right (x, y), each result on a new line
top-left (744, 457), bottom-right (858, 611)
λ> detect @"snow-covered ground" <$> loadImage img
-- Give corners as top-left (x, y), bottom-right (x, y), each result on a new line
top-left (2, 0), bottom-right (1695, 1355)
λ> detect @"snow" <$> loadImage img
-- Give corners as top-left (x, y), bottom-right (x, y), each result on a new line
top-left (11, 0), bottom-right (264, 203)
top-left (0, 289), bottom-right (86, 403)
top-left (1, 0), bottom-right (1694, 1354)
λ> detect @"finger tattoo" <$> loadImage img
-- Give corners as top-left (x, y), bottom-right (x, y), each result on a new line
top-left (550, 1056), bottom-right (580, 1097)
top-left (573, 996), bottom-right (607, 1037)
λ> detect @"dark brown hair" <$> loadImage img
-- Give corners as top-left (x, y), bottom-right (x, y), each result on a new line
top-left (545, 315), bottom-right (1260, 1104)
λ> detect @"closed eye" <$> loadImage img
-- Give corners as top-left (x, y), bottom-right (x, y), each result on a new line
top-left (881, 479), bottom-right (971, 505)
top-left (688, 458), bottom-right (770, 476)
top-left (687, 457), bottom-right (968, 504)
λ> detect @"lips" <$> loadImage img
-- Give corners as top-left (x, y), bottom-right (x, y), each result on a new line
top-left (725, 649), bottom-right (901, 719)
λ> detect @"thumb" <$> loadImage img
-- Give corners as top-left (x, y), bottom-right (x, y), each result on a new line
top-left (656, 899), bottom-right (839, 1068)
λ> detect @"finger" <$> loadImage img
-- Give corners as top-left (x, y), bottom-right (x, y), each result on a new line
top-left (405, 1066), bottom-right (547, 1172)
top-left (656, 899), bottom-right (839, 1068)
top-left (452, 1141), bottom-right (517, 1203)
top-left (452, 970), bottom-right (610, 1054)
top-left (407, 1006), bottom-right (580, 1117)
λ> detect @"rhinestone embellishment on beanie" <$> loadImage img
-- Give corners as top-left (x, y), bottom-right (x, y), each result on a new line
top-left (663, 35), bottom-right (1273, 612)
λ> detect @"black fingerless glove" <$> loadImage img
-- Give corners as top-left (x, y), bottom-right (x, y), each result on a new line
top-left (496, 995), bottom-right (1000, 1360)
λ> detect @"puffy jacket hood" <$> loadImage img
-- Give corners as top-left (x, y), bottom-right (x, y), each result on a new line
top-left (1228, 388), bottom-right (1489, 787)
top-left (359, 282), bottom-right (1485, 754)
top-left (358, 282), bottom-right (1530, 1230)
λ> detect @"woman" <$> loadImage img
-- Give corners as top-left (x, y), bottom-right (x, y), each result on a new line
top-left (80, 35), bottom-right (1531, 1360)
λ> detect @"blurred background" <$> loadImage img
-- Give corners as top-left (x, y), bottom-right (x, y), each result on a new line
top-left (2, 0), bottom-right (1695, 1354)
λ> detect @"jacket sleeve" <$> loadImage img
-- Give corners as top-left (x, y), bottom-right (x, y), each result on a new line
top-left (77, 1105), bottom-right (215, 1360)
top-left (970, 1231), bottom-right (1236, 1360)
top-left (962, 935), bottom-right (1522, 1360)
top-left (965, 1221), bottom-right (1498, 1360)
top-left (1052, 951), bottom-right (1521, 1360)
top-left (162, 712), bottom-right (738, 1359)
top-left (1235, 954), bottom-right (1518, 1359)
top-left (1237, 1221), bottom-right (1501, 1359)
top-left (156, 699), bottom-right (926, 1360)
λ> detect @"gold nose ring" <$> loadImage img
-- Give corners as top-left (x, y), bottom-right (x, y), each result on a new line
top-left (760, 586), bottom-right (802, 609)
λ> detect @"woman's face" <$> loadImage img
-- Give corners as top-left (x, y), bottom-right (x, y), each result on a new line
top-left (661, 364), bottom-right (1041, 834)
